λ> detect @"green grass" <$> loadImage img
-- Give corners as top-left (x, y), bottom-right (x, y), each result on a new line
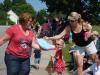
top-left (92, 25), bottom-right (100, 34)
top-left (62, 42), bottom-right (74, 73)
top-left (63, 42), bottom-right (74, 63)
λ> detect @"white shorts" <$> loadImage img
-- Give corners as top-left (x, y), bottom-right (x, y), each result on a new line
top-left (74, 41), bottom-right (97, 56)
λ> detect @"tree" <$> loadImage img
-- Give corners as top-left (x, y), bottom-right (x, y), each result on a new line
top-left (12, 0), bottom-right (27, 5)
top-left (36, 9), bottom-right (48, 24)
top-left (40, 0), bottom-right (70, 14)
top-left (0, 0), bottom-right (36, 25)
top-left (3, 0), bottom-right (12, 11)
top-left (11, 0), bottom-right (36, 16)
top-left (40, 0), bottom-right (100, 24)
top-left (12, 4), bottom-right (36, 16)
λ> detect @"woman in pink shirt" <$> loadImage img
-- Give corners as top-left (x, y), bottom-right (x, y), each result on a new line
top-left (0, 12), bottom-right (40, 75)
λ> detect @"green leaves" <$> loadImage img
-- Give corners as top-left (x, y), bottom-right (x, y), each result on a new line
top-left (0, 0), bottom-right (36, 25)
top-left (40, 0), bottom-right (100, 24)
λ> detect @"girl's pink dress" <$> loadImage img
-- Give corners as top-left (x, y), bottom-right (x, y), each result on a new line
top-left (53, 50), bottom-right (65, 73)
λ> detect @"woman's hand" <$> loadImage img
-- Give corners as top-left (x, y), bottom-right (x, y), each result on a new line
top-left (44, 36), bottom-right (50, 40)
top-left (32, 37), bottom-right (40, 49)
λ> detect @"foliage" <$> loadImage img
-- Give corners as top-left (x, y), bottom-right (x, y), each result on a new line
top-left (12, 0), bottom-right (27, 5)
top-left (40, 0), bottom-right (100, 24)
top-left (3, 0), bottom-right (12, 11)
top-left (36, 9), bottom-right (48, 24)
top-left (0, 10), bottom-right (8, 25)
top-left (63, 43), bottom-right (71, 63)
top-left (12, 4), bottom-right (36, 16)
top-left (92, 25), bottom-right (100, 34)
top-left (0, 0), bottom-right (36, 25)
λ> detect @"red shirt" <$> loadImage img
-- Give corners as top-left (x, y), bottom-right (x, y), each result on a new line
top-left (5, 24), bottom-right (34, 58)
top-left (42, 23), bottom-right (49, 30)
top-left (55, 50), bottom-right (62, 60)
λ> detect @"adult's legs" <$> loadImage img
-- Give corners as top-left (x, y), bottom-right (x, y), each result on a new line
top-left (4, 53), bottom-right (20, 75)
top-left (5, 53), bottom-right (30, 75)
top-left (74, 52), bottom-right (84, 75)
top-left (18, 58), bottom-right (30, 75)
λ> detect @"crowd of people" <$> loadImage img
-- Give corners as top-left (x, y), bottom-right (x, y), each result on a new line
top-left (45, 12), bottom-right (100, 75)
top-left (0, 11), bottom-right (100, 75)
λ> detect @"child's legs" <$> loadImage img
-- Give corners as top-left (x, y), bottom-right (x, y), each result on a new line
top-left (37, 58), bottom-right (41, 64)
top-left (34, 58), bottom-right (41, 66)
top-left (34, 58), bottom-right (39, 64)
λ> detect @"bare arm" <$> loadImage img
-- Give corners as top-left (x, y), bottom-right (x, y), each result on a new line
top-left (45, 26), bottom-right (70, 40)
top-left (31, 37), bottom-right (40, 49)
top-left (0, 34), bottom-right (10, 46)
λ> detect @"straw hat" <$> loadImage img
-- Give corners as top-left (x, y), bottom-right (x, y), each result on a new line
top-left (68, 12), bottom-right (81, 20)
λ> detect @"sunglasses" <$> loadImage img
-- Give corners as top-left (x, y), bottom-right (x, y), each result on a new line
top-left (55, 44), bottom-right (61, 45)
top-left (55, 43), bottom-right (63, 46)
top-left (69, 20), bottom-right (76, 22)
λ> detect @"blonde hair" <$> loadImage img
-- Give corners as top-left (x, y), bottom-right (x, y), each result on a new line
top-left (83, 21), bottom-right (92, 31)
top-left (68, 12), bottom-right (81, 20)
top-left (68, 12), bottom-right (86, 25)
top-left (55, 39), bottom-right (65, 48)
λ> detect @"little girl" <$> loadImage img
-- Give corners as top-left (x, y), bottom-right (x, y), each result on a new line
top-left (53, 39), bottom-right (65, 75)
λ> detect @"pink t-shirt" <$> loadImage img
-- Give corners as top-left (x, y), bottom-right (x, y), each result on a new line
top-left (5, 24), bottom-right (34, 58)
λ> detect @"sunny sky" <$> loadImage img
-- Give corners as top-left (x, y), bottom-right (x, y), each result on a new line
top-left (0, 0), bottom-right (47, 11)
top-left (26, 0), bottom-right (47, 11)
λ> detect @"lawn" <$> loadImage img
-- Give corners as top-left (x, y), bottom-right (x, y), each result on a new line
top-left (92, 25), bottom-right (100, 34)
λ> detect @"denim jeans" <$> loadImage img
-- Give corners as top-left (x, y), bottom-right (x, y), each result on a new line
top-left (4, 53), bottom-right (30, 75)
top-left (29, 48), bottom-right (32, 57)
top-left (34, 58), bottom-right (41, 64)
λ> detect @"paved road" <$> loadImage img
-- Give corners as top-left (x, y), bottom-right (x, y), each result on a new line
top-left (0, 26), bottom-right (8, 75)
top-left (0, 26), bottom-right (70, 75)
top-left (30, 50), bottom-right (69, 75)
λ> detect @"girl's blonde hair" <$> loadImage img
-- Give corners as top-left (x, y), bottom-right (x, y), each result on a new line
top-left (55, 39), bottom-right (66, 48)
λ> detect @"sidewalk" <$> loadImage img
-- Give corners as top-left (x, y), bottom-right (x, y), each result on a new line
top-left (29, 50), bottom-right (69, 75)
